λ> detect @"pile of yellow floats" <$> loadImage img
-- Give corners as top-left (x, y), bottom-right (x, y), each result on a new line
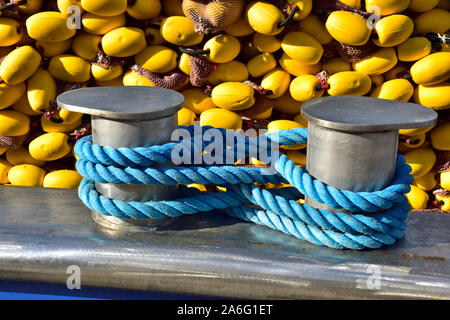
top-left (0, 0), bottom-right (448, 212)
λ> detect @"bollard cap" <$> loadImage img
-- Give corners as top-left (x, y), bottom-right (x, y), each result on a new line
top-left (57, 86), bottom-right (184, 120)
top-left (302, 96), bottom-right (438, 133)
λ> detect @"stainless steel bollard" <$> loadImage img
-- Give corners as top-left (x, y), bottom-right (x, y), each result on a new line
top-left (57, 86), bottom-right (184, 230)
top-left (301, 96), bottom-right (438, 213)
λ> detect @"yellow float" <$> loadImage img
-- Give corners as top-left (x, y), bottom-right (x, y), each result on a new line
top-left (0, 110), bottom-right (30, 137)
top-left (82, 13), bottom-right (126, 35)
top-left (26, 11), bottom-right (76, 42)
top-left (406, 185), bottom-right (429, 210)
top-left (247, 53), bottom-right (277, 78)
top-left (397, 37), bottom-right (431, 62)
top-left (0, 46), bottom-right (41, 85)
top-left (352, 48), bottom-right (398, 76)
top-left (182, 88), bottom-right (216, 114)
top-left (81, 0), bottom-right (127, 16)
top-left (43, 170), bottom-right (83, 189)
top-left (370, 79), bottom-right (414, 102)
top-left (290, 75), bottom-right (324, 102)
top-left (414, 83), bottom-right (450, 110)
top-left (430, 123), bottom-right (450, 150)
top-left (101, 27), bottom-right (147, 57)
top-left (327, 71), bottom-right (372, 96)
top-left (404, 148), bottom-right (437, 179)
top-left (135, 46), bottom-right (178, 73)
top-left (0, 18), bottom-right (24, 46)
top-left (373, 15), bottom-right (414, 48)
top-left (410, 52), bottom-right (450, 85)
top-left (27, 69), bottom-right (57, 112)
top-left (48, 55), bottom-right (91, 83)
top-left (8, 164), bottom-right (46, 187)
top-left (211, 82), bottom-right (255, 111)
top-left (200, 108), bottom-right (242, 130)
top-left (0, 83), bottom-right (26, 110)
top-left (160, 16), bottom-right (203, 47)
top-left (325, 11), bottom-right (371, 46)
top-left (281, 31), bottom-right (323, 65)
top-left (6, 147), bottom-right (45, 167)
top-left (28, 133), bottom-right (72, 161)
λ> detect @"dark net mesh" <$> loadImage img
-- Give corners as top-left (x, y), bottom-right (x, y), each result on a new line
top-left (337, 41), bottom-right (378, 62)
top-left (182, 0), bottom-right (246, 34)
top-left (131, 65), bottom-right (189, 91)
top-left (237, 96), bottom-right (274, 119)
top-left (0, 135), bottom-right (27, 149)
top-left (0, 47), bottom-right (14, 59)
top-left (314, 0), bottom-right (372, 18)
top-left (189, 55), bottom-right (214, 87)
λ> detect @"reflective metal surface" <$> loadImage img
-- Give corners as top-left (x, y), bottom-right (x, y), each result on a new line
top-left (302, 96), bottom-right (438, 133)
top-left (0, 186), bottom-right (449, 300)
top-left (56, 86), bottom-right (184, 120)
top-left (57, 86), bottom-right (184, 230)
top-left (306, 125), bottom-right (399, 194)
top-left (92, 115), bottom-right (179, 203)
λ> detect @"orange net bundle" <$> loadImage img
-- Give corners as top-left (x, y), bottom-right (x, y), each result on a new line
top-left (182, 0), bottom-right (247, 34)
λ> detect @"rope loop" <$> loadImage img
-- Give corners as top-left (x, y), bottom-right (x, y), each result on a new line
top-left (75, 125), bottom-right (412, 250)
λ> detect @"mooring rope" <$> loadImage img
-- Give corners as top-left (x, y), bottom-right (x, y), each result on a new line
top-left (75, 125), bottom-right (413, 250)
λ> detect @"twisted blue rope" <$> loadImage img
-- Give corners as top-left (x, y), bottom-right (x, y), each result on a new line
top-left (75, 125), bottom-right (412, 250)
top-left (74, 125), bottom-right (308, 167)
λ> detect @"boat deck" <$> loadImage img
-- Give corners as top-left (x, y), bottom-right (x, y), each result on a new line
top-left (0, 185), bottom-right (449, 299)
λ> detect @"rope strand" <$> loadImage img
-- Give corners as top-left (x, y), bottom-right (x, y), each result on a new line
top-left (75, 125), bottom-right (412, 250)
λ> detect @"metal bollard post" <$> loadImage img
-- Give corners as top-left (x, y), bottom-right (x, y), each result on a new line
top-left (301, 96), bottom-right (438, 213)
top-left (57, 86), bottom-right (184, 230)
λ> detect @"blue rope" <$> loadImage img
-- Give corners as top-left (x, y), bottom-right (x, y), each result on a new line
top-left (75, 125), bottom-right (413, 250)
top-left (74, 126), bottom-right (308, 167)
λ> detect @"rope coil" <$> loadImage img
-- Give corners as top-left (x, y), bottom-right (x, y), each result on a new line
top-left (75, 125), bottom-right (413, 250)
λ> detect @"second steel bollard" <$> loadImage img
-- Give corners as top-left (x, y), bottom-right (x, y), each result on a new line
top-left (301, 96), bottom-right (438, 213)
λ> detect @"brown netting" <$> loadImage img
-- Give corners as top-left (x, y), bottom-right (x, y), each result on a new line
top-left (237, 96), bottom-right (274, 119)
top-left (433, 189), bottom-right (450, 197)
top-left (314, 0), bottom-right (372, 18)
top-left (241, 117), bottom-right (270, 131)
top-left (91, 50), bottom-right (129, 69)
top-left (182, 0), bottom-right (246, 34)
top-left (0, 134), bottom-right (27, 149)
top-left (189, 55), bottom-right (215, 87)
top-left (271, 0), bottom-right (287, 9)
top-left (322, 41), bottom-right (340, 59)
top-left (15, 24), bottom-right (34, 47)
top-left (24, 119), bottom-right (45, 145)
top-left (43, 157), bottom-right (76, 173)
top-left (276, 17), bottom-right (300, 39)
top-left (0, 47), bottom-right (13, 60)
top-left (38, 56), bottom-right (50, 69)
top-left (131, 64), bottom-right (189, 91)
top-left (56, 81), bottom-right (84, 95)
top-left (402, 9), bottom-right (421, 20)
top-left (434, 152), bottom-right (450, 173)
top-left (337, 41), bottom-right (378, 63)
